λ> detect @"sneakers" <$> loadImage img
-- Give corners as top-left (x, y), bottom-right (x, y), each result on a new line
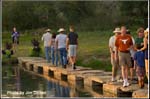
top-left (123, 81), bottom-right (130, 87)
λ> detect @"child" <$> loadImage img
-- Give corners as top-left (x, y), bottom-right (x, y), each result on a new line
top-left (134, 44), bottom-right (145, 88)
top-left (50, 33), bottom-right (58, 66)
top-left (30, 38), bottom-right (41, 57)
top-left (2, 42), bottom-right (13, 58)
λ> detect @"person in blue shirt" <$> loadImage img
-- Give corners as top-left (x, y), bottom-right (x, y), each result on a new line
top-left (134, 44), bottom-right (145, 88)
top-left (12, 27), bottom-right (19, 44)
top-left (11, 27), bottom-right (20, 53)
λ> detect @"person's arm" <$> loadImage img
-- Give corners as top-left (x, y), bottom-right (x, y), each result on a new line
top-left (114, 38), bottom-right (118, 61)
top-left (140, 38), bottom-right (147, 51)
top-left (109, 37), bottom-right (113, 54)
top-left (66, 37), bottom-right (69, 50)
top-left (50, 39), bottom-right (52, 46)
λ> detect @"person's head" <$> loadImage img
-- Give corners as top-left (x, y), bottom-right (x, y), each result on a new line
top-left (121, 26), bottom-right (127, 35)
top-left (137, 27), bottom-right (144, 38)
top-left (144, 28), bottom-right (149, 38)
top-left (58, 28), bottom-right (65, 34)
top-left (113, 27), bottom-right (121, 36)
top-left (13, 27), bottom-right (16, 32)
top-left (135, 44), bottom-right (143, 50)
top-left (52, 33), bottom-right (56, 39)
top-left (69, 25), bottom-right (75, 32)
top-left (46, 29), bottom-right (51, 33)
top-left (5, 42), bottom-right (12, 50)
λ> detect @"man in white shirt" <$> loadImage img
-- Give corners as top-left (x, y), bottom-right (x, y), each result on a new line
top-left (109, 27), bottom-right (121, 82)
top-left (55, 28), bottom-right (67, 68)
top-left (42, 29), bottom-right (52, 63)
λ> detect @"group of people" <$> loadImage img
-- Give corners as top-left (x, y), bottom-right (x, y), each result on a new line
top-left (2, 27), bottom-right (19, 58)
top-left (42, 26), bottom-right (78, 70)
top-left (6, 26), bottom-right (149, 88)
top-left (109, 26), bottom-right (148, 88)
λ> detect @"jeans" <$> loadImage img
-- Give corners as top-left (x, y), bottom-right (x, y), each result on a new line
top-left (45, 47), bottom-right (51, 63)
top-left (59, 48), bottom-right (67, 67)
top-left (51, 47), bottom-right (58, 66)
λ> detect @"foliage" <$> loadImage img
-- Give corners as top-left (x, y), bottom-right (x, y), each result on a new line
top-left (2, 1), bottom-right (148, 31)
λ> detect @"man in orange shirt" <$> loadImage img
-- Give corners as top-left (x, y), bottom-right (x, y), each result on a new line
top-left (115, 26), bottom-right (133, 87)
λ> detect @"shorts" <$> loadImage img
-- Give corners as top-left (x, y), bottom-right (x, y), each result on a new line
top-left (136, 66), bottom-right (145, 77)
top-left (68, 45), bottom-right (77, 57)
top-left (118, 51), bottom-right (132, 67)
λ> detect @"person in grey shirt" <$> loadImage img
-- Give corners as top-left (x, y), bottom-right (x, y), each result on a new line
top-left (42, 29), bottom-right (52, 63)
top-left (56, 28), bottom-right (67, 68)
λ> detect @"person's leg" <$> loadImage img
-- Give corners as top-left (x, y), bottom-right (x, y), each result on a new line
top-left (138, 77), bottom-right (142, 88)
top-left (119, 52), bottom-right (127, 85)
top-left (55, 49), bottom-right (58, 66)
top-left (125, 66), bottom-right (129, 83)
top-left (130, 68), bottom-right (133, 80)
top-left (59, 48), bottom-right (64, 66)
top-left (73, 45), bottom-right (77, 65)
top-left (63, 48), bottom-right (67, 68)
top-left (145, 59), bottom-right (148, 79)
top-left (69, 45), bottom-right (74, 66)
top-left (141, 76), bottom-right (145, 88)
top-left (45, 47), bottom-right (49, 62)
top-left (70, 57), bottom-right (74, 65)
top-left (111, 53), bottom-right (117, 81)
top-left (130, 58), bottom-right (134, 81)
top-left (121, 66), bottom-right (126, 85)
top-left (125, 53), bottom-right (132, 84)
top-left (51, 47), bottom-right (55, 65)
top-left (49, 46), bottom-right (51, 60)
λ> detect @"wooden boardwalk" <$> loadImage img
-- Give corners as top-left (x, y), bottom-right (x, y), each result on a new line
top-left (18, 57), bottom-right (148, 98)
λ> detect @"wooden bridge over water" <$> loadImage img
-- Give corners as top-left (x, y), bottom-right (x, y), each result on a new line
top-left (18, 57), bottom-right (148, 98)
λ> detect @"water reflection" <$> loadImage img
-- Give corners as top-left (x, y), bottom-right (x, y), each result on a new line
top-left (2, 66), bottom-right (94, 97)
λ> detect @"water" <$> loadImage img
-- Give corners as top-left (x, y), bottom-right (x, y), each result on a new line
top-left (2, 66), bottom-right (105, 98)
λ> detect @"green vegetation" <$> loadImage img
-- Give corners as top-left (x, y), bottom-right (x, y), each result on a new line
top-left (2, 1), bottom-right (148, 31)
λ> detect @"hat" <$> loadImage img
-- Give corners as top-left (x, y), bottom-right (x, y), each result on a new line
top-left (113, 28), bottom-right (121, 33)
top-left (145, 28), bottom-right (149, 33)
top-left (58, 28), bottom-right (65, 32)
top-left (46, 29), bottom-right (51, 32)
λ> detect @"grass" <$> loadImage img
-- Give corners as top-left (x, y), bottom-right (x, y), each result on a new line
top-left (2, 29), bottom-right (137, 71)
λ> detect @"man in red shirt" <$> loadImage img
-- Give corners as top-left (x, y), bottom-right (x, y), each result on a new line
top-left (115, 26), bottom-right (133, 87)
